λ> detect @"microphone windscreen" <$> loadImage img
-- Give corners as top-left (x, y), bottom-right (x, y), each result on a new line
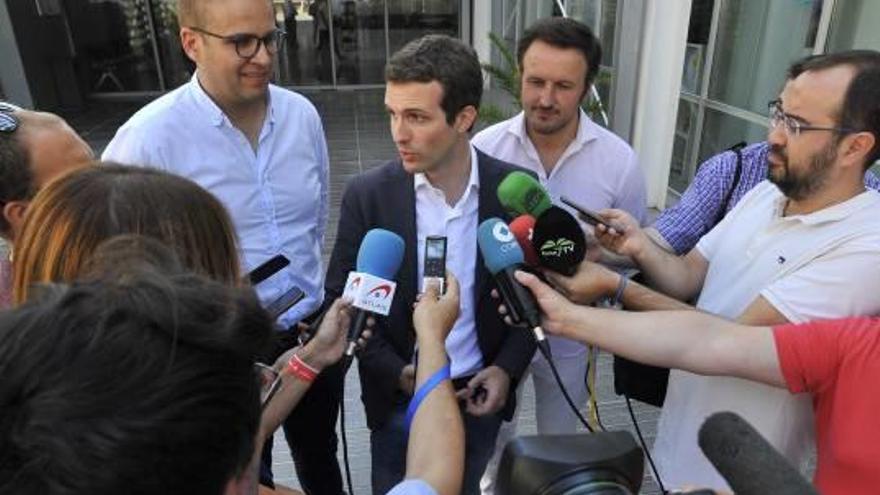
top-left (497, 171), bottom-right (552, 218)
top-left (509, 215), bottom-right (539, 266)
top-left (532, 206), bottom-right (586, 275)
top-left (698, 412), bottom-right (818, 495)
top-left (478, 218), bottom-right (525, 275)
top-left (356, 229), bottom-right (405, 279)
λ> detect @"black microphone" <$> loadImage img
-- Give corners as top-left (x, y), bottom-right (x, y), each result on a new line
top-left (532, 206), bottom-right (586, 276)
top-left (698, 412), bottom-right (818, 495)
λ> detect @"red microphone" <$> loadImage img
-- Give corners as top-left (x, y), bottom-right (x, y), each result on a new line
top-left (509, 214), bottom-right (539, 266)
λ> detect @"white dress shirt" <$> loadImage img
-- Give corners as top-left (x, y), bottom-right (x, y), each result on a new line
top-left (102, 75), bottom-right (329, 326)
top-left (414, 146), bottom-right (482, 378)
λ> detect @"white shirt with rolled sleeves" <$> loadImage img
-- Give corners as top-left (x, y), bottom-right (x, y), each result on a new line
top-left (473, 110), bottom-right (648, 494)
top-left (101, 75), bottom-right (329, 327)
top-left (652, 180), bottom-right (880, 491)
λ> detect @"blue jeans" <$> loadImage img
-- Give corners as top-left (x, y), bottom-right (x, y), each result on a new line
top-left (370, 400), bottom-right (502, 495)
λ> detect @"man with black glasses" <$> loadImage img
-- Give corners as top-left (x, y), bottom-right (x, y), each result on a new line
top-left (543, 52), bottom-right (880, 491)
top-left (102, 0), bottom-right (337, 492)
top-left (0, 102), bottom-right (93, 307)
top-left (648, 51), bottom-right (880, 256)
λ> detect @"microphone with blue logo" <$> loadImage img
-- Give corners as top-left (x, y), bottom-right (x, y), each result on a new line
top-left (478, 217), bottom-right (549, 357)
top-left (343, 228), bottom-right (405, 358)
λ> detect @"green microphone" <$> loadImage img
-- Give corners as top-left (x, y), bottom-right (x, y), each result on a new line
top-left (497, 171), bottom-right (553, 218)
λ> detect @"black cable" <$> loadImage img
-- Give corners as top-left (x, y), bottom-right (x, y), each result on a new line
top-left (339, 356), bottom-right (355, 495)
top-left (537, 341), bottom-right (594, 433)
top-left (625, 396), bottom-right (666, 494)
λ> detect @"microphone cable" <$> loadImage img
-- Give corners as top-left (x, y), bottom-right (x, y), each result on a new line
top-left (535, 342), bottom-right (594, 434)
top-left (531, 315), bottom-right (666, 492)
top-left (339, 355), bottom-right (356, 495)
top-left (301, 310), bottom-right (357, 495)
top-left (626, 395), bottom-right (667, 494)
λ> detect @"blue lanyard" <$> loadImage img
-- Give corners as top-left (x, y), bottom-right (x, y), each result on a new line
top-left (405, 363), bottom-right (452, 429)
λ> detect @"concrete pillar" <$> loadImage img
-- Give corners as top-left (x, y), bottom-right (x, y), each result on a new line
top-left (0, 0), bottom-right (33, 107)
top-left (629, 0), bottom-right (692, 208)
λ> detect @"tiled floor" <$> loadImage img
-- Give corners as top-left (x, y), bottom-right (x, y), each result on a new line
top-left (63, 89), bottom-right (661, 494)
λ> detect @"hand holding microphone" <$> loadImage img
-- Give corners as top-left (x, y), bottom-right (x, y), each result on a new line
top-left (343, 228), bottom-right (405, 358)
top-left (478, 217), bottom-right (548, 354)
top-left (273, 298), bottom-right (373, 374)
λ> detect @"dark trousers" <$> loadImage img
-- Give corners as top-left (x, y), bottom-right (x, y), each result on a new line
top-left (261, 360), bottom-right (346, 495)
top-left (370, 398), bottom-right (502, 495)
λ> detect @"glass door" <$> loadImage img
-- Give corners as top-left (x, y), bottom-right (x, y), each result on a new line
top-left (65, 0), bottom-right (164, 93)
top-left (64, 0), bottom-right (464, 94)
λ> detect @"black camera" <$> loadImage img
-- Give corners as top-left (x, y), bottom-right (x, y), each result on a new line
top-left (496, 431), bottom-right (644, 494)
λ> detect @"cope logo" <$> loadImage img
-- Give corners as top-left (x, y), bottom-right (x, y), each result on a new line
top-left (492, 222), bottom-right (515, 243)
top-left (540, 238), bottom-right (575, 258)
top-left (367, 284), bottom-right (393, 301)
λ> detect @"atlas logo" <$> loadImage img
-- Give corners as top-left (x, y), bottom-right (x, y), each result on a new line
top-left (540, 238), bottom-right (575, 258)
top-left (346, 276), bottom-right (362, 293)
top-left (492, 222), bottom-right (515, 243)
top-left (367, 284), bottom-right (393, 300)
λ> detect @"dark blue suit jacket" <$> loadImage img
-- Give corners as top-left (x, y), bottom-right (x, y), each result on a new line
top-left (324, 149), bottom-right (537, 430)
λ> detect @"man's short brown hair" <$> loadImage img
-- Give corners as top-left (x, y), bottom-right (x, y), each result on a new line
top-left (176, 0), bottom-right (273, 27)
top-left (176, 0), bottom-right (203, 27)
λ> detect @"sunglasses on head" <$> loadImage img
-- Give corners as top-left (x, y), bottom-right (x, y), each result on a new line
top-left (0, 102), bottom-right (21, 134)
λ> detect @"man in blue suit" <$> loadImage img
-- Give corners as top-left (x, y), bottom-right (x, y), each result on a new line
top-left (324, 35), bottom-right (536, 495)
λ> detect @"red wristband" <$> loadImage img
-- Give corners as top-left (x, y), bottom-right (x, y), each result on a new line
top-left (285, 353), bottom-right (319, 383)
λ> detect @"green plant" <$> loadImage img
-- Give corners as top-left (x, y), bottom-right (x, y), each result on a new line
top-left (481, 32), bottom-right (521, 107)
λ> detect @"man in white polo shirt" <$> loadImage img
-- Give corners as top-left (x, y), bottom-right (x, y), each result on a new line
top-left (472, 17), bottom-right (646, 493)
top-left (542, 50), bottom-right (880, 491)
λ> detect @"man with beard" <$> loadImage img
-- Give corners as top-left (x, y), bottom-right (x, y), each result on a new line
top-left (471, 18), bottom-right (646, 493)
top-left (648, 52), bottom-right (880, 256)
top-left (535, 53), bottom-right (880, 492)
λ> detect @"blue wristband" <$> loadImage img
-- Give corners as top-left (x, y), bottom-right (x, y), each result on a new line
top-left (405, 364), bottom-right (451, 429)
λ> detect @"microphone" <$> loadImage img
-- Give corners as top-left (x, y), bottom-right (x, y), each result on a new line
top-left (477, 217), bottom-right (549, 355)
top-left (343, 229), bottom-right (405, 357)
top-left (532, 206), bottom-right (586, 276)
top-left (497, 171), bottom-right (552, 218)
top-left (698, 412), bottom-right (818, 495)
top-left (509, 214), bottom-right (539, 266)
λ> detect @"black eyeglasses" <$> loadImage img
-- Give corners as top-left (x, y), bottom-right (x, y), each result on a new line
top-left (767, 99), bottom-right (857, 137)
top-left (0, 102), bottom-right (20, 134)
top-left (189, 27), bottom-right (285, 59)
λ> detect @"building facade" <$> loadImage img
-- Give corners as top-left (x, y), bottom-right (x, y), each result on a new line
top-left (1, 0), bottom-right (876, 206)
